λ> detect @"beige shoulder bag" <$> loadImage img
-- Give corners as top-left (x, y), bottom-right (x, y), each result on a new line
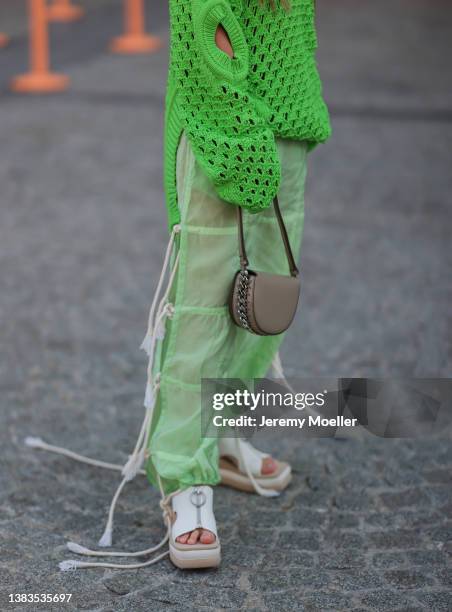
top-left (228, 195), bottom-right (300, 335)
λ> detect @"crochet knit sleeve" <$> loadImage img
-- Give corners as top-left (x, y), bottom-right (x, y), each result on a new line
top-left (180, 0), bottom-right (281, 213)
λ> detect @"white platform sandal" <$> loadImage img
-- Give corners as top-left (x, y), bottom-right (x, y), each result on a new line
top-left (219, 437), bottom-right (292, 497)
top-left (169, 485), bottom-right (221, 569)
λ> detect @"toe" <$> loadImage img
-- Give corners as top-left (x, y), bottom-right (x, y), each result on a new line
top-left (200, 529), bottom-right (215, 544)
top-left (261, 456), bottom-right (277, 475)
top-left (176, 532), bottom-right (190, 544)
top-left (187, 529), bottom-right (200, 545)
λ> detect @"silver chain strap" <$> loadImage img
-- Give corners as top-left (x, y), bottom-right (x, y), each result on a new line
top-left (236, 269), bottom-right (251, 331)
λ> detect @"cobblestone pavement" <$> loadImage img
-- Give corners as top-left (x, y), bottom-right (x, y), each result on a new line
top-left (1, 1), bottom-right (451, 610)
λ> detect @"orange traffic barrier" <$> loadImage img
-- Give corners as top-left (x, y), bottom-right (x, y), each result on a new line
top-left (10, 0), bottom-right (69, 93)
top-left (110, 0), bottom-right (162, 54)
top-left (47, 0), bottom-right (84, 22)
top-left (0, 33), bottom-right (10, 48)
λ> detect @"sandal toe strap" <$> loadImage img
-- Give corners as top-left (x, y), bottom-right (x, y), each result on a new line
top-left (171, 486), bottom-right (217, 540)
top-left (219, 437), bottom-right (269, 477)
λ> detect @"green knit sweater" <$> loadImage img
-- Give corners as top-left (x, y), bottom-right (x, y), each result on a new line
top-left (163, 0), bottom-right (331, 230)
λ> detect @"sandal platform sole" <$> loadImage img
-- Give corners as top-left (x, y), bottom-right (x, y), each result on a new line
top-left (169, 542), bottom-right (221, 569)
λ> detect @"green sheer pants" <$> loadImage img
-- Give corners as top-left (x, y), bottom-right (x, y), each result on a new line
top-left (145, 132), bottom-right (308, 494)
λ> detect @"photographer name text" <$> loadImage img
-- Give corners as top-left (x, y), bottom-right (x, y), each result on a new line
top-left (212, 415), bottom-right (358, 429)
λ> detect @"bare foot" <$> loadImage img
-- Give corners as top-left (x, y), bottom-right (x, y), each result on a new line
top-left (176, 529), bottom-right (216, 545)
top-left (261, 456), bottom-right (278, 475)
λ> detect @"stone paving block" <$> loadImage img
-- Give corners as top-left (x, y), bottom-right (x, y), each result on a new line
top-left (251, 568), bottom-right (330, 594)
top-left (424, 486), bottom-right (452, 506)
top-left (368, 530), bottom-right (423, 550)
top-left (319, 550), bottom-right (366, 570)
top-left (330, 569), bottom-right (385, 591)
top-left (383, 569), bottom-right (436, 590)
top-left (298, 592), bottom-right (352, 611)
top-left (338, 467), bottom-right (382, 490)
top-left (364, 512), bottom-right (405, 530)
top-left (425, 524), bottom-right (452, 544)
top-left (382, 468), bottom-right (425, 487)
top-left (325, 512), bottom-right (360, 530)
top-left (359, 590), bottom-right (420, 611)
top-left (395, 510), bottom-right (445, 530)
top-left (406, 549), bottom-right (448, 566)
top-left (332, 491), bottom-right (377, 512)
top-left (143, 580), bottom-right (247, 609)
top-left (259, 550), bottom-right (316, 570)
top-left (414, 591), bottom-right (452, 612)
top-left (221, 545), bottom-right (266, 569)
top-left (371, 552), bottom-right (408, 569)
top-left (289, 507), bottom-right (329, 529)
top-left (262, 592), bottom-right (307, 611)
top-left (434, 566), bottom-right (452, 588)
top-left (276, 530), bottom-right (320, 552)
top-left (379, 488), bottom-right (432, 510)
top-left (422, 468), bottom-right (452, 485)
top-left (323, 531), bottom-right (365, 550)
top-left (102, 571), bottom-right (162, 597)
top-left (292, 488), bottom-right (333, 511)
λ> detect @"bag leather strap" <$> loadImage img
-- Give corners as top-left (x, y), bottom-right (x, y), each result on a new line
top-left (237, 195), bottom-right (299, 277)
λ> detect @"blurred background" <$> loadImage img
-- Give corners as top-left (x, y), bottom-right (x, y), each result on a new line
top-left (1, 0), bottom-right (451, 383)
top-left (1, 1), bottom-right (451, 609)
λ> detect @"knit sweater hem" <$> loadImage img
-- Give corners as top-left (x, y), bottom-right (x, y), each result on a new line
top-left (163, 0), bottom-right (332, 233)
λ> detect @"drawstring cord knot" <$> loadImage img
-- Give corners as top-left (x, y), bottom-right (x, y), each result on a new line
top-left (140, 225), bottom-right (181, 356)
top-left (159, 493), bottom-right (175, 527)
top-left (155, 302), bottom-right (175, 340)
top-left (58, 479), bottom-right (182, 571)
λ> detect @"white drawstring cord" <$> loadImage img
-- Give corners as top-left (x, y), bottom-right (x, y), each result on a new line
top-left (25, 225), bottom-right (183, 570)
top-left (121, 374), bottom-right (162, 484)
top-left (155, 302), bottom-right (175, 340)
top-left (271, 351), bottom-right (321, 419)
top-left (271, 351), bottom-right (296, 395)
top-left (59, 477), bottom-right (182, 571)
top-left (96, 239), bottom-right (180, 547)
top-left (144, 296), bottom-right (177, 384)
top-left (59, 295), bottom-right (172, 555)
top-left (59, 549), bottom-right (170, 571)
top-left (96, 375), bottom-right (162, 547)
top-left (141, 224), bottom-right (181, 355)
top-left (24, 437), bottom-right (139, 474)
top-left (142, 257), bottom-right (179, 359)
top-left (97, 246), bottom-right (181, 547)
top-left (69, 226), bottom-right (181, 554)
